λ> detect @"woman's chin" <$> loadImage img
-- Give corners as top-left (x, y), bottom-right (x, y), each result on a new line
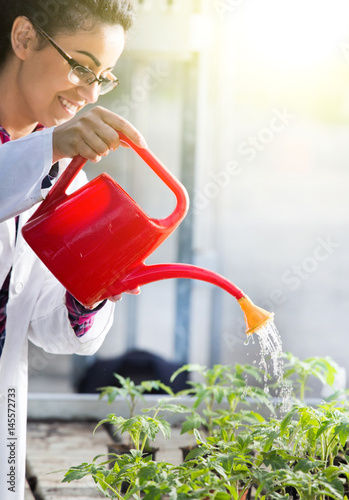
top-left (39, 115), bottom-right (72, 128)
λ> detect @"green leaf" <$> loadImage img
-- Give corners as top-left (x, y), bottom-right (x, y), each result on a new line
top-left (157, 403), bottom-right (191, 414)
top-left (214, 493), bottom-right (232, 500)
top-left (193, 389), bottom-right (209, 409)
top-left (280, 408), bottom-right (298, 436)
top-left (181, 413), bottom-right (204, 434)
top-left (143, 488), bottom-right (162, 500)
top-left (316, 420), bottom-right (336, 439)
top-left (170, 363), bottom-right (204, 382)
top-left (238, 362), bottom-right (263, 382)
top-left (183, 446), bottom-right (206, 461)
top-left (193, 428), bottom-right (204, 444)
top-left (293, 458), bottom-right (322, 473)
top-left (190, 467), bottom-right (209, 480)
top-left (263, 451), bottom-right (289, 470)
top-left (263, 430), bottom-right (279, 452)
top-left (138, 465), bottom-right (157, 484)
top-left (320, 477), bottom-right (344, 499)
top-left (334, 419), bottom-right (349, 446)
top-left (62, 468), bottom-right (90, 482)
top-left (325, 390), bottom-right (345, 402)
top-left (214, 386), bottom-right (226, 404)
top-left (155, 418), bottom-right (172, 440)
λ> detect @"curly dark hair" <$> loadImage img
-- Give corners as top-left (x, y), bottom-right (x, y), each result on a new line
top-left (0, 0), bottom-right (135, 65)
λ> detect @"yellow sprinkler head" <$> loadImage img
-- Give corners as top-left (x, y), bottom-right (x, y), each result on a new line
top-left (238, 295), bottom-right (274, 335)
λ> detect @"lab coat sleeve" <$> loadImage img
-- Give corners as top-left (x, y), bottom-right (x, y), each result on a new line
top-left (0, 127), bottom-right (54, 223)
top-left (27, 269), bottom-right (116, 356)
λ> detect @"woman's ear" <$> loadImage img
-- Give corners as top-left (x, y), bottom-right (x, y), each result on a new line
top-left (11, 17), bottom-right (38, 61)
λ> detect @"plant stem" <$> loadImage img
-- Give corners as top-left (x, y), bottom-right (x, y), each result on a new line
top-left (141, 405), bottom-right (161, 453)
top-left (300, 380), bottom-right (305, 402)
top-left (140, 433), bottom-right (147, 453)
top-left (91, 474), bottom-right (123, 499)
top-left (204, 392), bottom-right (215, 437)
top-left (130, 398), bottom-right (135, 418)
top-left (321, 434), bottom-right (326, 463)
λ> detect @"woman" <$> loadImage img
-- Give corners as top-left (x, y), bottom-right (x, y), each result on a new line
top-left (0, 1), bottom-right (144, 497)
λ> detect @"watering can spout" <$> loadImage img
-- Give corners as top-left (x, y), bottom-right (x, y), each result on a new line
top-left (237, 295), bottom-right (274, 335)
top-left (110, 263), bottom-right (274, 336)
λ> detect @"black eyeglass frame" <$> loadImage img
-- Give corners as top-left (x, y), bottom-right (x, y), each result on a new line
top-left (31, 21), bottom-right (120, 95)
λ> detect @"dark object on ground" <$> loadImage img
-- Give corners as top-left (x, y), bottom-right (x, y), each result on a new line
top-left (77, 349), bottom-right (188, 394)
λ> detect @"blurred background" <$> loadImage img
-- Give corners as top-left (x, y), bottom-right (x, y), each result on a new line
top-left (28, 0), bottom-right (349, 395)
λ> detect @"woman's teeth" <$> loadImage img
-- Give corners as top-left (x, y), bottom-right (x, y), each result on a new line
top-left (60, 97), bottom-right (78, 113)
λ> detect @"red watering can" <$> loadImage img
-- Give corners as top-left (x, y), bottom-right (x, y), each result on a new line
top-left (22, 133), bottom-right (273, 335)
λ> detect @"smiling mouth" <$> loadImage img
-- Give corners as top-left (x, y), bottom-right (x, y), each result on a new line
top-left (59, 97), bottom-right (79, 114)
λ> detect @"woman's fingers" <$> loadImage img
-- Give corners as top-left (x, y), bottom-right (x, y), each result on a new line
top-left (52, 106), bottom-right (147, 162)
top-left (126, 287), bottom-right (141, 295)
top-left (108, 294), bottom-right (123, 303)
top-left (108, 287), bottom-right (141, 303)
top-left (102, 109), bottom-right (148, 149)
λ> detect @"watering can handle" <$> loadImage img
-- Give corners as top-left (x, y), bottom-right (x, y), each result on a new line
top-left (118, 132), bottom-right (189, 228)
top-left (31, 155), bottom-right (88, 217)
top-left (38, 133), bottom-right (189, 228)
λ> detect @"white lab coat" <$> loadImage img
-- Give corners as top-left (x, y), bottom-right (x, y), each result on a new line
top-left (0, 128), bottom-right (115, 499)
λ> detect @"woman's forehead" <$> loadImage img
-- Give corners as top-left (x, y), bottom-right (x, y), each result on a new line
top-left (56, 24), bottom-right (125, 67)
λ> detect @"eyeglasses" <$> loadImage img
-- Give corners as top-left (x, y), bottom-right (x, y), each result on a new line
top-left (32, 22), bottom-right (120, 95)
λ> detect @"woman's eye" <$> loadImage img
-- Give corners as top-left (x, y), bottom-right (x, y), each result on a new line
top-left (76, 66), bottom-right (90, 75)
top-left (76, 66), bottom-right (92, 76)
top-left (73, 66), bottom-right (95, 82)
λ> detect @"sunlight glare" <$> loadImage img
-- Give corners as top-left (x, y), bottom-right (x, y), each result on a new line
top-left (232, 0), bottom-right (349, 68)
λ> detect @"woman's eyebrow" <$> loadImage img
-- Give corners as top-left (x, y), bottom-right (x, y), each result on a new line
top-left (75, 50), bottom-right (101, 67)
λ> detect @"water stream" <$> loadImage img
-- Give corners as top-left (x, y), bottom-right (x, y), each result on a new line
top-left (245, 320), bottom-right (292, 414)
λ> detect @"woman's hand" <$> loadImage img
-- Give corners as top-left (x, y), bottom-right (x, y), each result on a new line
top-left (109, 287), bottom-right (141, 303)
top-left (52, 106), bottom-right (147, 163)
top-left (85, 287), bottom-right (141, 310)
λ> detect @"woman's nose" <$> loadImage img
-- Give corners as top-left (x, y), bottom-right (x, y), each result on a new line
top-left (76, 82), bottom-right (100, 104)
